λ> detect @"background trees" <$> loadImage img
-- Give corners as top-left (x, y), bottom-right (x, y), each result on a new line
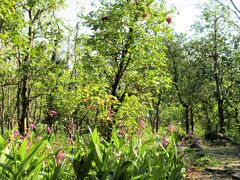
top-left (0, 0), bottom-right (65, 134)
top-left (76, 0), bottom-right (173, 135)
top-left (0, 0), bottom-right (239, 142)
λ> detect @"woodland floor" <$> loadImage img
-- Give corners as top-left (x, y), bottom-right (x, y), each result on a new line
top-left (186, 143), bottom-right (240, 179)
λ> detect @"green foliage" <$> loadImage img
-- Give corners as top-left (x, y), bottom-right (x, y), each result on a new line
top-left (0, 134), bottom-right (48, 179)
top-left (185, 148), bottom-right (221, 170)
top-left (69, 129), bottom-right (185, 179)
top-left (1, 0), bottom-right (240, 179)
top-left (0, 128), bottom-right (185, 179)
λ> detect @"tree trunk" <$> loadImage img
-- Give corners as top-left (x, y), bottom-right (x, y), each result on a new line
top-left (213, 17), bottom-right (224, 134)
top-left (155, 108), bottom-right (160, 133)
top-left (190, 105), bottom-right (194, 133)
top-left (17, 83), bottom-right (21, 132)
top-left (184, 104), bottom-right (189, 135)
top-left (234, 107), bottom-right (240, 133)
top-left (1, 86), bottom-right (5, 134)
top-left (19, 76), bottom-right (28, 134)
top-left (218, 99), bottom-right (224, 133)
top-left (107, 27), bottom-right (133, 140)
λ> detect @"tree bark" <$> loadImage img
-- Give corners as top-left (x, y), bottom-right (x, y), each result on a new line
top-left (190, 105), bottom-right (194, 133)
top-left (184, 104), bottom-right (189, 135)
top-left (19, 76), bottom-right (28, 134)
top-left (1, 86), bottom-right (5, 134)
top-left (213, 17), bottom-right (225, 134)
top-left (18, 8), bottom-right (34, 134)
top-left (172, 58), bottom-right (190, 134)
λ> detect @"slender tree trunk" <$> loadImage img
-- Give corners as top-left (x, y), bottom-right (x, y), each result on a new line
top-left (19, 76), bottom-right (28, 134)
top-left (155, 108), bottom-right (160, 133)
top-left (218, 99), bottom-right (224, 133)
top-left (33, 98), bottom-right (37, 122)
top-left (26, 86), bottom-right (32, 128)
top-left (203, 102), bottom-right (212, 133)
top-left (8, 86), bottom-right (12, 130)
top-left (172, 57), bottom-right (191, 134)
top-left (234, 107), bottom-right (240, 132)
top-left (107, 27), bottom-right (133, 140)
top-left (18, 9), bottom-right (34, 134)
top-left (1, 86), bottom-right (5, 134)
top-left (190, 105), bottom-right (194, 133)
top-left (17, 82), bottom-right (21, 132)
top-left (37, 96), bottom-right (43, 124)
top-left (213, 17), bottom-right (225, 134)
top-left (184, 104), bottom-right (189, 135)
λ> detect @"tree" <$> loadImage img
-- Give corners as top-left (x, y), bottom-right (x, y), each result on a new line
top-left (78, 0), bottom-right (173, 136)
top-left (191, 3), bottom-right (238, 134)
top-left (214, 0), bottom-right (240, 20)
top-left (166, 34), bottom-right (206, 135)
top-left (0, 0), bottom-right (65, 134)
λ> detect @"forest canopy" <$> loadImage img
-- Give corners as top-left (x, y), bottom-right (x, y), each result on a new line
top-left (1, 0), bottom-right (239, 138)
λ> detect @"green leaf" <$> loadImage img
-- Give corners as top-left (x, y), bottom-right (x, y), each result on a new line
top-left (52, 161), bottom-right (65, 179)
top-left (0, 163), bottom-right (14, 175)
top-left (19, 138), bottom-right (27, 161)
top-left (114, 161), bottom-right (132, 180)
top-left (15, 138), bottom-right (47, 178)
top-left (130, 174), bottom-right (146, 180)
top-left (111, 131), bottom-right (120, 149)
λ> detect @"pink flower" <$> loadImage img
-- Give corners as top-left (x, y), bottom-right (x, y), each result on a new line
top-left (108, 107), bottom-right (115, 118)
top-left (49, 110), bottom-right (57, 118)
top-left (166, 16), bottom-right (172, 24)
top-left (58, 151), bottom-right (65, 159)
top-left (14, 130), bottom-right (19, 137)
top-left (56, 150), bottom-right (65, 165)
top-left (135, 118), bottom-right (145, 137)
top-left (30, 123), bottom-right (36, 131)
top-left (26, 132), bottom-right (30, 138)
top-left (162, 137), bottom-right (170, 149)
top-left (138, 119), bottom-right (145, 130)
top-left (168, 123), bottom-right (174, 133)
top-left (46, 127), bottom-right (51, 135)
top-left (27, 140), bottom-right (31, 150)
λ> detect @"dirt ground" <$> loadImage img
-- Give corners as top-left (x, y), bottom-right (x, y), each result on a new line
top-left (186, 145), bottom-right (240, 179)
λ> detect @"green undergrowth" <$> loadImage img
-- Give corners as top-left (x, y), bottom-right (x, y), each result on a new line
top-left (0, 128), bottom-right (185, 179)
top-left (184, 147), bottom-right (221, 171)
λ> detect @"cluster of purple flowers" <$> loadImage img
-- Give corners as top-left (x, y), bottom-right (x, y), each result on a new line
top-left (49, 145), bottom-right (65, 165)
top-left (67, 121), bottom-right (76, 135)
top-left (49, 110), bottom-right (57, 118)
top-left (14, 130), bottom-right (19, 137)
top-left (12, 124), bottom-right (36, 150)
top-left (56, 150), bottom-right (65, 165)
top-left (107, 107), bottom-right (115, 121)
top-left (162, 137), bottom-right (170, 149)
top-left (135, 117), bottom-right (145, 137)
top-left (30, 122), bottom-right (37, 131)
top-left (138, 118), bottom-right (145, 130)
top-left (117, 121), bottom-right (126, 137)
top-left (46, 127), bottom-right (51, 135)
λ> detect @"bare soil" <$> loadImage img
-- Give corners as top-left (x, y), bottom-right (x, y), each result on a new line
top-left (186, 145), bottom-right (240, 179)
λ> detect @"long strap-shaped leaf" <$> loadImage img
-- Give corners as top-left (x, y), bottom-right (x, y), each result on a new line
top-left (14, 138), bottom-right (47, 179)
top-left (0, 163), bottom-right (14, 176)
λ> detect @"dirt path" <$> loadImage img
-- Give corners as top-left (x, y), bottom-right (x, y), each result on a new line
top-left (186, 145), bottom-right (240, 179)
